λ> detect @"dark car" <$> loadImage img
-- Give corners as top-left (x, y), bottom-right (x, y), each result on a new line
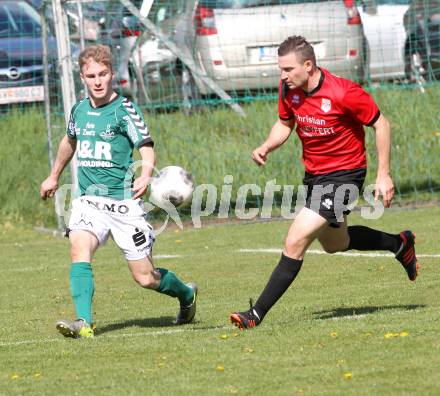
top-left (0, 0), bottom-right (59, 105)
top-left (403, 0), bottom-right (440, 82)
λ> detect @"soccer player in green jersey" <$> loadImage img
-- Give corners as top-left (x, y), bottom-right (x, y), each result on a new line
top-left (40, 45), bottom-right (197, 339)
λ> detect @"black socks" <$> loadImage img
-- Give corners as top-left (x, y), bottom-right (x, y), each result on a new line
top-left (251, 226), bottom-right (401, 322)
top-left (347, 225), bottom-right (401, 253)
top-left (253, 254), bottom-right (303, 321)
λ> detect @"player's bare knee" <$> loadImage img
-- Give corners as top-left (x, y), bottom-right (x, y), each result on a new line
top-left (70, 245), bottom-right (87, 262)
top-left (133, 273), bottom-right (158, 289)
top-left (284, 236), bottom-right (307, 259)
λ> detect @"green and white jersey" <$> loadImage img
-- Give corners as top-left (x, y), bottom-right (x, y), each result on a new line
top-left (67, 95), bottom-right (154, 200)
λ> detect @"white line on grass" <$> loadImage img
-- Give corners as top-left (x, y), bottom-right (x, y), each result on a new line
top-left (0, 325), bottom-right (230, 348)
top-left (238, 248), bottom-right (440, 258)
top-left (155, 254), bottom-right (181, 259)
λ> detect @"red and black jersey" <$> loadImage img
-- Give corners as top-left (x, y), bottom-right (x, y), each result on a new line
top-left (278, 68), bottom-right (380, 175)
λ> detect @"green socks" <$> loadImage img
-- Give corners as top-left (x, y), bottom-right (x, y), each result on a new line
top-left (69, 265), bottom-right (190, 324)
top-left (70, 262), bottom-right (94, 325)
top-left (156, 268), bottom-right (194, 306)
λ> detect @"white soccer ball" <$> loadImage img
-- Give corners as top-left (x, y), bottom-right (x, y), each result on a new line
top-left (149, 166), bottom-right (194, 207)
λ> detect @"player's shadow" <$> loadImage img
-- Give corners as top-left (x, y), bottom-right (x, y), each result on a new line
top-left (96, 316), bottom-right (176, 335)
top-left (313, 304), bottom-right (425, 320)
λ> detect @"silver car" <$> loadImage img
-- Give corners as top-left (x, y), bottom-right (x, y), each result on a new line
top-left (159, 0), bottom-right (368, 95)
top-left (358, 0), bottom-right (410, 81)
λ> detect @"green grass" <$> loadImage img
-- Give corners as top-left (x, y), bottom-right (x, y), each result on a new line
top-left (1, 84), bottom-right (439, 226)
top-left (1, 207), bottom-right (439, 395)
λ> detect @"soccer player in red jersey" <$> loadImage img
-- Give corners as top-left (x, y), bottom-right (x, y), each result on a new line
top-left (230, 36), bottom-right (420, 330)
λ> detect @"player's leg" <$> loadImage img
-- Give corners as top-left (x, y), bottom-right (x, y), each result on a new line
top-left (112, 199), bottom-right (197, 324)
top-left (127, 257), bottom-right (197, 324)
top-left (321, 169), bottom-right (419, 280)
top-left (344, 225), bottom-right (419, 280)
top-left (317, 215), bottom-right (349, 253)
top-left (230, 207), bottom-right (329, 329)
top-left (56, 229), bottom-right (99, 339)
top-left (56, 197), bottom-right (109, 338)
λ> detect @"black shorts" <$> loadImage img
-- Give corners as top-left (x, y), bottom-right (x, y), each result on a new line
top-left (303, 168), bottom-right (367, 227)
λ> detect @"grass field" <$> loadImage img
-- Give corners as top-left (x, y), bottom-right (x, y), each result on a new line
top-left (1, 207), bottom-right (439, 395)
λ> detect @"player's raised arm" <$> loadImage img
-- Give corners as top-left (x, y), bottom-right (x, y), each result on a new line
top-left (252, 118), bottom-right (295, 166)
top-left (372, 113), bottom-right (394, 208)
top-left (40, 135), bottom-right (77, 200)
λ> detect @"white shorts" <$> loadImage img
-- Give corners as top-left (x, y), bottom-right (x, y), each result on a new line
top-left (68, 196), bottom-right (155, 261)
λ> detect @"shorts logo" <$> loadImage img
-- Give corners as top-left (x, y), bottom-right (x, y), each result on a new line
top-left (72, 218), bottom-right (94, 228)
top-left (132, 228), bottom-right (147, 247)
top-left (85, 199), bottom-right (129, 214)
top-left (322, 198), bottom-right (333, 209)
top-left (321, 98), bottom-right (331, 113)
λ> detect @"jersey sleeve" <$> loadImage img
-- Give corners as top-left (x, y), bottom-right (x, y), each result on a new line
top-left (342, 83), bottom-right (380, 126)
top-left (278, 81), bottom-right (294, 121)
top-left (119, 98), bottom-right (154, 148)
top-left (66, 102), bottom-right (80, 139)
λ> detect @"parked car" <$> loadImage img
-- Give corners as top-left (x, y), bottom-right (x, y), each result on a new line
top-left (358, 0), bottom-right (410, 81)
top-left (403, 0), bottom-right (440, 82)
top-left (158, 0), bottom-right (368, 96)
top-left (0, 0), bottom-right (58, 105)
top-left (106, 0), bottom-right (368, 107)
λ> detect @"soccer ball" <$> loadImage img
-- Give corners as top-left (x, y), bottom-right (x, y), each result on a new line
top-left (149, 166), bottom-right (194, 207)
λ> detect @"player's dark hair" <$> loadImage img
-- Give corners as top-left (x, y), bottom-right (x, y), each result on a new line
top-left (278, 36), bottom-right (316, 66)
top-left (78, 45), bottom-right (113, 72)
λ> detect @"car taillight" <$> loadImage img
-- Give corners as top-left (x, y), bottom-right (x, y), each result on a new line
top-left (122, 28), bottom-right (141, 37)
top-left (195, 6), bottom-right (217, 36)
top-left (343, 0), bottom-right (361, 25)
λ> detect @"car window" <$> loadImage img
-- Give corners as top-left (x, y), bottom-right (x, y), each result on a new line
top-left (0, 1), bottom-right (41, 38)
top-left (198, 0), bottom-right (334, 8)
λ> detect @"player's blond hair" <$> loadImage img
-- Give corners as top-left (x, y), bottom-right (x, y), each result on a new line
top-left (278, 36), bottom-right (316, 66)
top-left (78, 45), bottom-right (113, 72)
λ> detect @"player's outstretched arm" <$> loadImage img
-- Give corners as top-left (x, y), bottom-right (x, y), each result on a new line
top-left (40, 136), bottom-right (77, 200)
top-left (372, 114), bottom-right (394, 208)
top-left (252, 118), bottom-right (294, 166)
top-left (132, 145), bottom-right (156, 199)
